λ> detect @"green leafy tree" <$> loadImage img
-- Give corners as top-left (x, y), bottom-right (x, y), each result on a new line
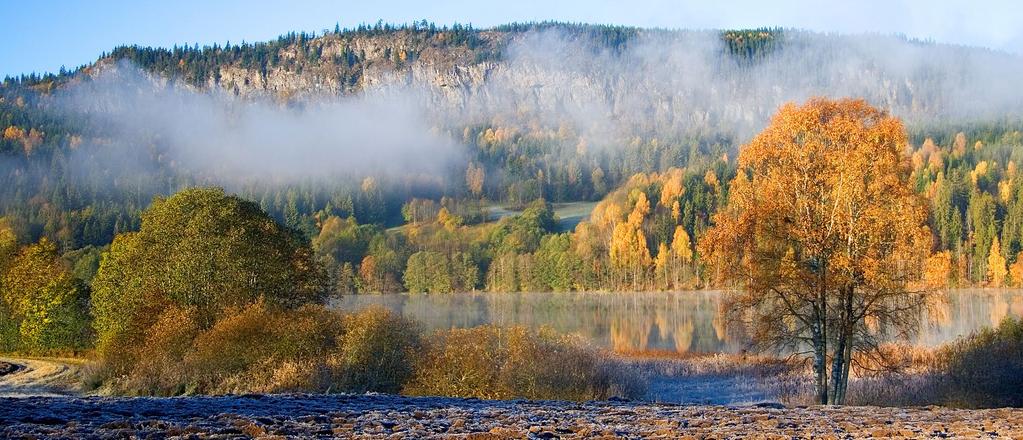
top-left (532, 233), bottom-right (580, 291)
top-left (402, 250), bottom-right (472, 293)
top-left (1, 238), bottom-right (91, 351)
top-left (91, 188), bottom-right (325, 354)
top-left (968, 191), bottom-right (997, 282)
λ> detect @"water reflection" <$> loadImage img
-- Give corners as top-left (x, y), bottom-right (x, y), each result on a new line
top-left (332, 289), bottom-right (1023, 353)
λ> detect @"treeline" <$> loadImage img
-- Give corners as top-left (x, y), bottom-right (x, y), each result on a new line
top-left (912, 130), bottom-right (1023, 287)
top-left (1, 189), bottom-right (644, 400)
top-left (2, 22), bottom-right (1023, 293)
top-left (313, 128), bottom-right (1023, 294)
top-left (310, 166), bottom-right (722, 294)
top-left (4, 127), bottom-right (1023, 297)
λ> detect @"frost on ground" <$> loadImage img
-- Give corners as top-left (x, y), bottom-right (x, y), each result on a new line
top-left (630, 353), bottom-right (807, 406)
top-left (0, 357), bottom-right (82, 397)
top-left (2, 393), bottom-right (1022, 439)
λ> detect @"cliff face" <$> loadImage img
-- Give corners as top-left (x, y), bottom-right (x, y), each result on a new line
top-left (128, 26), bottom-right (1021, 148)
top-left (206, 31), bottom-right (503, 102)
top-left (82, 26), bottom-right (1017, 152)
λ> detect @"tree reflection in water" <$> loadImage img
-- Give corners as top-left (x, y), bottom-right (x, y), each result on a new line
top-left (332, 289), bottom-right (1023, 354)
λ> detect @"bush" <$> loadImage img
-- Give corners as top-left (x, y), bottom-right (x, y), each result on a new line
top-left (113, 307), bottom-right (200, 395)
top-left (832, 318), bottom-right (1023, 408)
top-left (92, 303), bottom-right (420, 396)
top-left (192, 303), bottom-right (347, 394)
top-left (405, 326), bottom-right (646, 401)
top-left (330, 306), bottom-right (421, 393)
top-left (938, 316), bottom-right (1023, 408)
top-left (0, 238), bottom-right (92, 353)
top-left (91, 305), bottom-right (645, 402)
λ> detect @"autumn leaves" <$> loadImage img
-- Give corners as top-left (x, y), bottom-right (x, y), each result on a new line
top-left (699, 97), bottom-right (936, 404)
top-left (591, 169), bottom-right (701, 291)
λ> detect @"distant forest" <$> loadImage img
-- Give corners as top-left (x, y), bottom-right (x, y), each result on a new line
top-left (2, 22), bottom-right (1022, 294)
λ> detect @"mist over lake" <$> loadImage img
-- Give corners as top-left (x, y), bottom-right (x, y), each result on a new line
top-left (333, 289), bottom-right (1023, 354)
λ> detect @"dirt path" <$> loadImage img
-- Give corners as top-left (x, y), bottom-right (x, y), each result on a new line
top-left (0, 357), bottom-right (83, 397)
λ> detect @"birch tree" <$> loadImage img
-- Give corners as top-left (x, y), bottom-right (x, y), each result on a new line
top-left (700, 98), bottom-right (936, 404)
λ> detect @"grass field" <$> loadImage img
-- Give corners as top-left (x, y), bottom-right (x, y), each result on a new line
top-left (485, 201), bottom-right (598, 232)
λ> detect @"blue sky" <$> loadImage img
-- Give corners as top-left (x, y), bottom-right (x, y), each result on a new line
top-left (3, 0), bottom-right (1021, 77)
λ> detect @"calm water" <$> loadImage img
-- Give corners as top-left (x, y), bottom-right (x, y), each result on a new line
top-left (333, 289), bottom-right (1023, 354)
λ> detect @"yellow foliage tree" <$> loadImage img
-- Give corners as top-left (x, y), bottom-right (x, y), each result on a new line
top-left (2, 126), bottom-right (24, 140)
top-left (953, 132), bottom-right (967, 156)
top-left (987, 237), bottom-right (1008, 287)
top-left (654, 243), bottom-right (670, 288)
top-left (465, 162), bottom-right (485, 197)
top-left (671, 225), bottom-right (693, 288)
top-left (659, 169), bottom-right (685, 207)
top-left (922, 250), bottom-right (952, 289)
top-left (699, 98), bottom-right (933, 405)
top-left (671, 226), bottom-right (693, 264)
top-left (1010, 252), bottom-right (1023, 288)
top-left (437, 207), bottom-right (462, 232)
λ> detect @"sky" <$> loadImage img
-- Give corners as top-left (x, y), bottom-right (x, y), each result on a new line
top-left (2, 0), bottom-right (1022, 77)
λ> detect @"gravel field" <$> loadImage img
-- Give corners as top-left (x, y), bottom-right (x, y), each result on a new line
top-left (3, 393), bottom-right (1023, 439)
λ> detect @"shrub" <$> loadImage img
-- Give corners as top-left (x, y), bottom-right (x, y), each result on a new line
top-left (833, 319), bottom-right (1023, 408)
top-left (172, 302), bottom-right (346, 394)
top-left (118, 307), bottom-right (200, 395)
top-left (92, 303), bottom-right (421, 396)
top-left (330, 306), bottom-right (421, 393)
top-left (405, 326), bottom-right (646, 401)
top-left (1, 238), bottom-right (92, 353)
top-left (186, 303), bottom-right (296, 390)
top-left (938, 316), bottom-right (1023, 408)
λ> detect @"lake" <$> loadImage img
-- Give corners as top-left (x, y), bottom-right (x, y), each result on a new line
top-left (333, 289), bottom-right (1023, 354)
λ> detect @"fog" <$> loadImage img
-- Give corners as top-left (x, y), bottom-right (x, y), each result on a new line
top-left (47, 28), bottom-right (1023, 187)
top-left (55, 63), bottom-right (464, 184)
top-left (448, 29), bottom-right (1023, 149)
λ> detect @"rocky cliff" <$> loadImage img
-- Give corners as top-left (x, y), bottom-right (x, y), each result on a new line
top-left (101, 25), bottom-right (1023, 147)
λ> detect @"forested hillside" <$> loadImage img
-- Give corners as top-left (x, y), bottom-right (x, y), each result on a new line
top-left (2, 22), bottom-right (1023, 294)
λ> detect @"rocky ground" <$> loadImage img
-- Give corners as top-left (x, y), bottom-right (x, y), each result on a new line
top-left (2, 357), bottom-right (1021, 439)
top-left (2, 393), bottom-right (1022, 439)
top-left (0, 360), bottom-right (21, 376)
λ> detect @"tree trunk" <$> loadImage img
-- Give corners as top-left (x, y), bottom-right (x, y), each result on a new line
top-left (830, 285), bottom-right (855, 405)
top-left (812, 327), bottom-right (829, 405)
top-left (838, 336), bottom-right (853, 404)
top-left (829, 331), bottom-right (846, 404)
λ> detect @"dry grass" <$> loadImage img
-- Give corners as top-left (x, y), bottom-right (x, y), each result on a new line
top-left (775, 320), bottom-right (1023, 408)
top-left (930, 316), bottom-right (1023, 408)
top-left (90, 303), bottom-right (420, 396)
top-left (837, 320), bottom-right (1023, 408)
top-left (626, 351), bottom-right (802, 377)
top-left (89, 306), bottom-right (645, 402)
top-left (405, 326), bottom-right (646, 401)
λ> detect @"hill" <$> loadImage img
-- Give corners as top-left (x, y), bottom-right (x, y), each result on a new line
top-left (1, 23), bottom-right (1023, 292)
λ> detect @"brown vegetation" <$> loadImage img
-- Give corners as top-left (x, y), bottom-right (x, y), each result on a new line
top-left (405, 326), bottom-right (646, 401)
top-left (780, 317), bottom-right (1023, 408)
top-left (88, 308), bottom-right (644, 402)
top-left (88, 304), bottom-right (420, 396)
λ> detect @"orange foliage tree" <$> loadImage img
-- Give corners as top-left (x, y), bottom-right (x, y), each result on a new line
top-left (699, 98), bottom-right (937, 405)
